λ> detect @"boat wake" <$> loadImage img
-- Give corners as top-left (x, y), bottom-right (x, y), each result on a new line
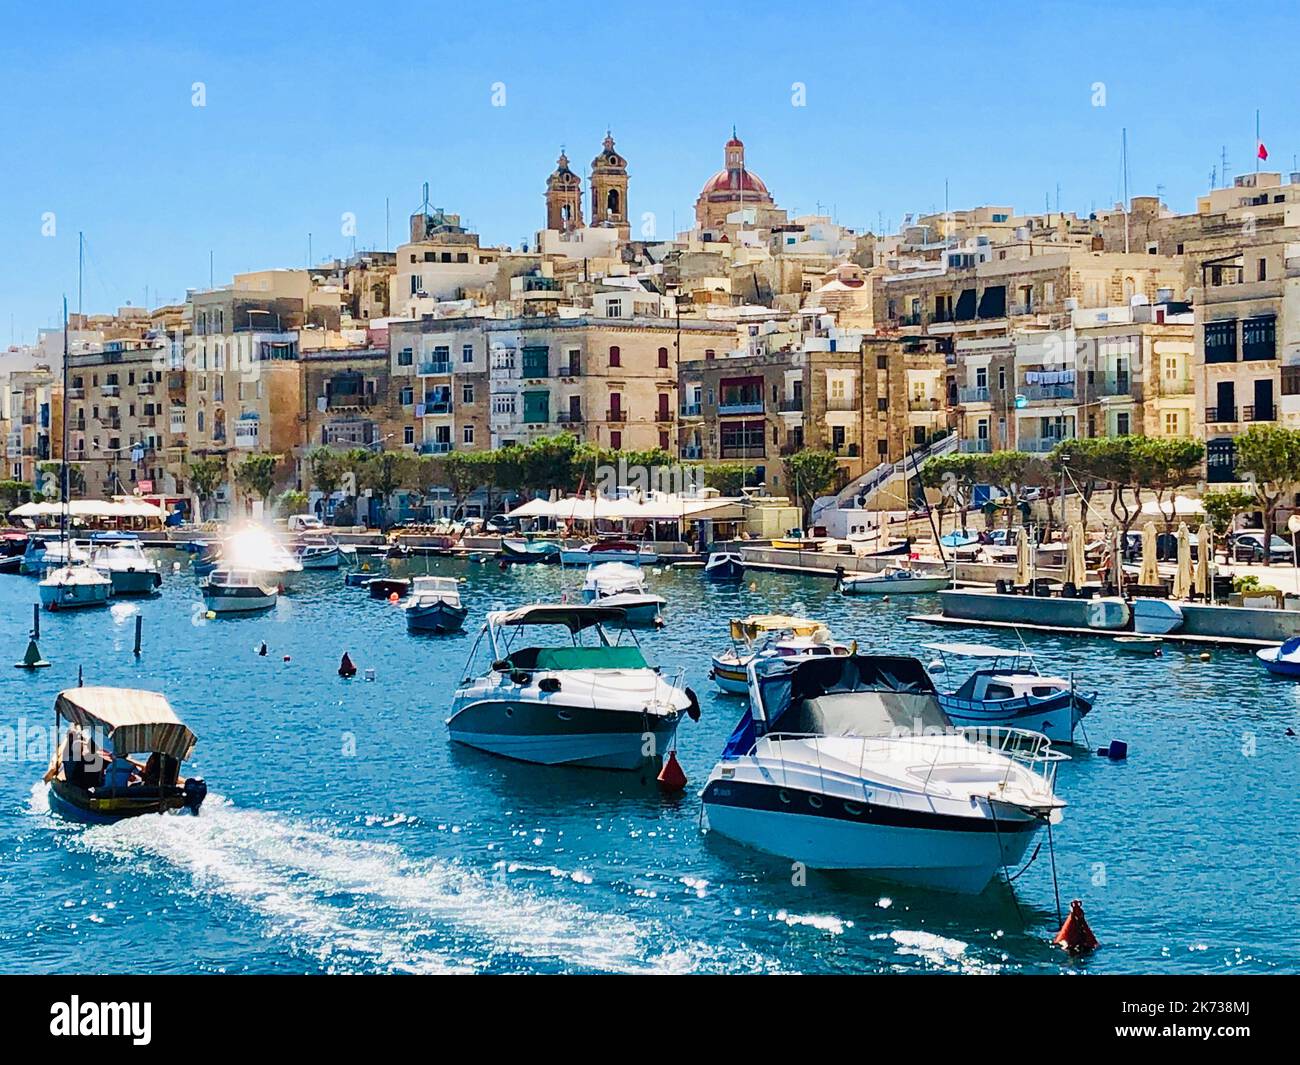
top-left (38, 791), bottom-right (780, 974)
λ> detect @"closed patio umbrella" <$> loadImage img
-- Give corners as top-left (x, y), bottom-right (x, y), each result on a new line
top-left (1072, 523), bottom-right (1087, 587)
top-left (1193, 524), bottom-right (1211, 599)
top-left (1172, 522), bottom-right (1192, 600)
top-left (1139, 521), bottom-right (1161, 587)
top-left (1015, 530), bottom-right (1032, 587)
top-left (1060, 525), bottom-right (1078, 587)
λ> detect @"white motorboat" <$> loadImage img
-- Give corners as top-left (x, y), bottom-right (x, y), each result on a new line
top-left (448, 604), bottom-right (699, 770)
top-left (711, 614), bottom-right (850, 694)
top-left (922, 642), bottom-right (1094, 745)
top-left (201, 566), bottom-right (279, 614)
top-left (294, 533), bottom-right (343, 570)
top-left (39, 562), bottom-right (112, 611)
top-left (222, 527), bottom-right (303, 590)
top-left (839, 566), bottom-right (951, 596)
top-left (90, 533), bottom-right (162, 596)
top-left (559, 539), bottom-right (659, 567)
top-left (580, 562), bottom-right (665, 627)
top-left (403, 575), bottom-right (468, 633)
top-left (22, 535), bottom-right (90, 576)
top-left (702, 653), bottom-right (1067, 894)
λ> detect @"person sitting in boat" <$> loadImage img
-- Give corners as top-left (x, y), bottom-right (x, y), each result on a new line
top-left (103, 753), bottom-right (143, 791)
top-left (143, 751), bottom-right (181, 788)
top-left (61, 726), bottom-right (104, 790)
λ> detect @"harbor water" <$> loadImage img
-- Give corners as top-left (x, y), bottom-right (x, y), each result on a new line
top-left (1, 555), bottom-right (1298, 974)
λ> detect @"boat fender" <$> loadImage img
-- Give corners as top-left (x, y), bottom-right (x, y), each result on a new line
top-left (657, 750), bottom-right (688, 793)
top-left (510, 670), bottom-right (531, 686)
top-left (684, 686), bottom-right (701, 721)
top-left (388, 592), bottom-right (400, 603)
top-left (339, 652), bottom-right (357, 678)
top-left (538, 677), bottom-right (561, 693)
top-left (1052, 899), bottom-right (1099, 955)
top-left (492, 659), bottom-right (511, 672)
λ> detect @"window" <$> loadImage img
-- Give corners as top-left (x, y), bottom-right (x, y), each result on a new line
top-left (609, 345), bottom-right (621, 368)
top-left (1163, 411), bottom-right (1181, 435)
top-left (398, 347), bottom-right (413, 367)
top-left (658, 346), bottom-right (669, 369)
top-left (462, 383), bottom-right (474, 404)
top-left (976, 366), bottom-right (987, 388)
top-left (461, 344), bottom-right (473, 364)
top-left (400, 386), bottom-right (414, 406)
top-left (521, 345), bottom-right (549, 378)
top-left (463, 425), bottom-right (475, 445)
top-left (998, 366), bottom-right (1006, 390)
top-left (1116, 412), bottom-right (1130, 435)
top-left (1204, 320), bottom-right (1237, 364)
top-left (877, 355), bottom-right (888, 370)
top-left (610, 430), bottom-right (621, 449)
top-left (1258, 258), bottom-right (1268, 282)
top-left (607, 299), bottom-right (622, 317)
top-left (1243, 316), bottom-right (1276, 361)
top-left (404, 426), bottom-right (414, 445)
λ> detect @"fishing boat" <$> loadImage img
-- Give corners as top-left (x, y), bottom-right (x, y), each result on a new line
top-left (500, 538), bottom-right (562, 564)
top-left (191, 540), bottom-right (222, 577)
top-left (202, 566), bottom-right (279, 614)
top-left (1257, 637), bottom-right (1300, 678)
top-left (448, 604), bottom-right (699, 770)
top-left (702, 653), bottom-right (1067, 894)
top-left (703, 550), bottom-right (746, 583)
top-left (294, 532), bottom-right (343, 570)
top-left (39, 561), bottom-right (112, 610)
top-left (21, 534), bottom-right (90, 576)
top-left (403, 575), bottom-right (468, 633)
top-left (559, 539), bottom-right (658, 567)
top-left (580, 562), bottom-right (665, 627)
top-left (368, 576), bottom-right (411, 599)
top-left (711, 614), bottom-right (850, 694)
top-left (90, 533), bottom-right (162, 596)
top-left (43, 687), bottom-right (207, 824)
top-left (771, 536), bottom-right (827, 551)
top-left (839, 566), bottom-right (951, 596)
top-left (922, 641), bottom-right (1093, 745)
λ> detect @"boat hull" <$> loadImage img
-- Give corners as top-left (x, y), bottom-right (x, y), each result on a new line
top-left (560, 547), bottom-right (658, 566)
top-left (704, 559), bottom-right (746, 583)
top-left (500, 540), bottom-right (561, 563)
top-left (841, 575), bottom-right (950, 596)
top-left (710, 654), bottom-right (751, 694)
top-left (48, 778), bottom-right (206, 824)
top-left (39, 582), bottom-right (111, 610)
top-left (105, 569), bottom-right (162, 596)
top-left (203, 587), bottom-right (277, 613)
top-left (937, 689), bottom-right (1091, 745)
top-left (405, 601), bottom-right (468, 633)
top-left (702, 779), bottom-right (1041, 893)
top-left (298, 548), bottom-right (342, 570)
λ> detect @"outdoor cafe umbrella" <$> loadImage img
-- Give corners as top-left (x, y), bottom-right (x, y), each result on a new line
top-left (1172, 522), bottom-right (1192, 600)
top-left (1071, 523), bottom-right (1087, 588)
top-left (1015, 529), bottom-right (1032, 587)
top-left (1193, 523), bottom-right (1211, 599)
top-left (1139, 521), bottom-right (1161, 587)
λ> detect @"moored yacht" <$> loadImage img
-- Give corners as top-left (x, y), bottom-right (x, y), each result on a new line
top-left (39, 561), bottom-right (112, 611)
top-left (294, 532), bottom-right (343, 570)
top-left (202, 566), bottom-right (279, 614)
top-left (580, 561), bottom-right (665, 627)
top-left (90, 533), bottom-right (162, 596)
top-left (559, 539), bottom-right (658, 567)
top-left (403, 575), bottom-right (468, 633)
top-left (702, 653), bottom-right (1067, 894)
top-left (703, 550), bottom-right (746, 583)
top-left (448, 604), bottom-right (699, 770)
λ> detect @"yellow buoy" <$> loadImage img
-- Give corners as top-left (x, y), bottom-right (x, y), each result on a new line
top-left (205, 610), bottom-right (216, 620)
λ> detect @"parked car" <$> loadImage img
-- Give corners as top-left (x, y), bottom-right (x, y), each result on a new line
top-left (1230, 529), bottom-right (1295, 563)
top-left (485, 514), bottom-right (520, 534)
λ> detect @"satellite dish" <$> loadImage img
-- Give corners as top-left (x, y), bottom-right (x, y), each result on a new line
top-left (1287, 514), bottom-right (1300, 535)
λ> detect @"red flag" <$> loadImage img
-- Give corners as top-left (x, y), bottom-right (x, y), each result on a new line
top-left (1258, 141), bottom-right (1269, 161)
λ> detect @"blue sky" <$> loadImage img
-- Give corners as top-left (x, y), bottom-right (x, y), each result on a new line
top-left (1, 0), bottom-right (1292, 344)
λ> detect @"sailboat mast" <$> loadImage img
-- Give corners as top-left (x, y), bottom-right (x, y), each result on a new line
top-left (60, 294), bottom-right (70, 542)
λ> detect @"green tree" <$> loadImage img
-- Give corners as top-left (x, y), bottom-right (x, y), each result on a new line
top-left (233, 453), bottom-right (281, 507)
top-left (359, 450), bottom-right (410, 525)
top-left (433, 451), bottom-right (493, 518)
top-left (975, 451), bottom-right (1036, 529)
top-left (1234, 425), bottom-right (1300, 565)
top-left (1201, 486), bottom-right (1256, 559)
top-left (920, 453), bottom-right (981, 535)
top-left (690, 461), bottom-right (758, 497)
top-left (187, 457), bottom-right (226, 521)
top-left (275, 489), bottom-right (309, 517)
top-left (783, 449), bottom-right (841, 521)
top-left (0, 480), bottom-right (33, 513)
top-left (1132, 436), bottom-right (1206, 531)
top-left (307, 447), bottom-right (344, 499)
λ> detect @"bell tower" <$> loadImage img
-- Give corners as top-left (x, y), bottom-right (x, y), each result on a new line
top-left (545, 150), bottom-right (583, 233)
top-left (589, 131), bottom-right (629, 238)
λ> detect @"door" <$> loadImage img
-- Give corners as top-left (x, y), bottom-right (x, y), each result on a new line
top-left (1215, 381), bottom-right (1235, 422)
top-left (1254, 378), bottom-right (1275, 422)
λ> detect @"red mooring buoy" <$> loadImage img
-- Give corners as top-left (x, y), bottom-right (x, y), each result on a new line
top-left (1052, 899), bottom-right (1099, 955)
top-left (338, 652), bottom-right (357, 678)
top-left (657, 750), bottom-right (687, 793)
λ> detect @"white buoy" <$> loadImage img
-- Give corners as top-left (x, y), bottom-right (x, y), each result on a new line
top-left (364, 668), bottom-right (376, 681)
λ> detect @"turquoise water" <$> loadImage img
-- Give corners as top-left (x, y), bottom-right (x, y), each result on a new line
top-left (1, 555), bottom-right (1298, 974)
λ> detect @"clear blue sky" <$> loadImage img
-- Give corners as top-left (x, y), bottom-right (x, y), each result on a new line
top-left (1, 0), bottom-right (1292, 345)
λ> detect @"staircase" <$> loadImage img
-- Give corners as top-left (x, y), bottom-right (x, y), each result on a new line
top-left (812, 432), bottom-right (957, 525)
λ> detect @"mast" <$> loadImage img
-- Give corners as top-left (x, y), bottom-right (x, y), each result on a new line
top-left (60, 294), bottom-right (70, 544)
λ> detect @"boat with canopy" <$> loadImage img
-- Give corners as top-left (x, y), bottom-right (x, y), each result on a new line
top-left (710, 614), bottom-right (850, 694)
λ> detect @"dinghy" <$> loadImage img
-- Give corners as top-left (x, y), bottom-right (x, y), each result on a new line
top-left (1257, 637), bottom-right (1300, 678)
top-left (839, 566), bottom-right (951, 596)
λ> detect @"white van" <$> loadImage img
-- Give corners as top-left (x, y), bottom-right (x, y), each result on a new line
top-left (287, 514), bottom-right (325, 533)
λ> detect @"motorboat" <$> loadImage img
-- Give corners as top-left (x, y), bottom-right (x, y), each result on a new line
top-left (201, 566), bottom-right (279, 614)
top-left (21, 534), bottom-right (89, 575)
top-left (0, 530), bottom-right (28, 573)
top-left (38, 561), bottom-right (112, 610)
top-left (191, 540), bottom-right (222, 577)
top-left (294, 532), bottom-right (343, 570)
top-left (42, 686), bottom-right (207, 823)
top-left (701, 653), bottom-right (1067, 893)
top-left (703, 551), bottom-right (746, 583)
top-left (922, 641), bottom-right (1093, 745)
top-left (222, 526), bottom-right (303, 590)
top-left (839, 566), bottom-right (951, 596)
top-left (90, 533), bottom-right (162, 596)
top-left (448, 604), bottom-right (699, 770)
top-left (580, 562), bottom-right (665, 627)
top-left (559, 539), bottom-right (658, 567)
top-left (500, 537), bottom-right (562, 564)
top-left (711, 614), bottom-right (850, 694)
top-left (403, 575), bottom-right (468, 633)
top-left (1257, 637), bottom-right (1300, 678)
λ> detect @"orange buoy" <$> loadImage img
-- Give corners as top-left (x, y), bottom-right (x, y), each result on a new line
top-left (657, 750), bottom-right (687, 793)
top-left (339, 652), bottom-right (357, 678)
top-left (1052, 899), bottom-right (1099, 955)
top-left (388, 592), bottom-right (399, 603)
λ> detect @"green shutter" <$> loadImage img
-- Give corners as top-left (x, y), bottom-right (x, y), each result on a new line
top-left (522, 346), bottom-right (549, 378)
top-left (522, 390), bottom-right (550, 424)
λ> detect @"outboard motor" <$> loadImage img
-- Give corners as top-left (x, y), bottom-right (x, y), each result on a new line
top-left (182, 777), bottom-right (208, 815)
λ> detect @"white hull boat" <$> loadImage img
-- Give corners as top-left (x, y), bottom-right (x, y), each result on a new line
top-left (295, 534), bottom-right (343, 570)
top-left (581, 562), bottom-right (665, 627)
top-left (202, 566), bottom-right (279, 613)
top-left (560, 541), bottom-right (659, 567)
top-left (39, 563), bottom-right (112, 610)
top-left (91, 535), bottom-right (161, 596)
top-left (840, 567), bottom-right (951, 596)
top-left (702, 653), bottom-right (1066, 893)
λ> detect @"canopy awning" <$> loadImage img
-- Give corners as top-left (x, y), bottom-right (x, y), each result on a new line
top-left (55, 687), bottom-right (198, 761)
top-left (489, 604), bottom-right (627, 633)
top-left (8, 497), bottom-right (167, 521)
top-left (1139, 494), bottom-right (1205, 517)
top-left (921, 641), bottom-right (1025, 658)
top-left (730, 614), bottom-right (824, 641)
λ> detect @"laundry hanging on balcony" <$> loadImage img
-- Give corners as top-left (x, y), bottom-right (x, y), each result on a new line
top-left (1024, 369), bottom-right (1075, 385)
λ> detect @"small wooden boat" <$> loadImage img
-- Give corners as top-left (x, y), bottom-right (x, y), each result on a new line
top-left (771, 536), bottom-right (827, 551)
top-left (1257, 637), bottom-right (1300, 678)
top-left (500, 538), bottom-right (562, 564)
top-left (839, 567), bottom-right (951, 596)
top-left (43, 687), bottom-right (207, 824)
top-left (703, 551), bottom-right (745, 583)
top-left (403, 576), bottom-right (468, 633)
top-left (710, 614), bottom-right (849, 694)
top-left (202, 566), bottom-right (278, 613)
top-left (294, 534), bottom-right (343, 570)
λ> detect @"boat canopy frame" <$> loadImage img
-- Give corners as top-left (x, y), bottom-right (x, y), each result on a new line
top-left (54, 687), bottom-right (198, 761)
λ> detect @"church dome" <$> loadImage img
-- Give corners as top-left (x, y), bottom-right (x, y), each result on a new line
top-left (699, 167), bottom-right (770, 198)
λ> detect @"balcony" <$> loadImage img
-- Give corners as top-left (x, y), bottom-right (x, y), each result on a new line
top-left (958, 386), bottom-right (990, 404)
top-left (418, 361), bottom-right (451, 376)
top-left (908, 397), bottom-right (940, 412)
top-left (328, 392), bottom-right (375, 410)
top-left (1158, 377), bottom-right (1194, 396)
top-left (606, 409), bottom-right (628, 422)
top-left (1020, 383), bottom-right (1075, 402)
top-left (779, 397), bottom-right (804, 413)
top-left (66, 387), bottom-right (84, 400)
top-left (1206, 405), bottom-right (1238, 425)
top-left (1243, 405), bottom-right (1276, 422)
top-left (679, 403), bottom-right (702, 417)
top-left (138, 384), bottom-right (155, 396)
top-left (556, 365), bottom-right (580, 378)
top-left (1085, 372), bottom-right (1132, 397)
top-left (681, 444), bottom-right (702, 459)
top-left (720, 445), bottom-right (767, 459)
top-left (718, 400), bottom-right (765, 416)
top-left (959, 438), bottom-right (992, 453)
top-left (825, 396), bottom-right (859, 412)
top-left (1019, 436), bottom-right (1069, 454)
top-left (420, 441), bottom-right (453, 454)
top-left (556, 411), bottom-right (584, 425)
top-left (421, 400), bottom-right (454, 416)
top-left (101, 384), bottom-right (120, 397)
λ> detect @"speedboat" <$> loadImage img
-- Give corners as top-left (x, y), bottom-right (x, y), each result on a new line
top-left (580, 562), bottom-right (665, 627)
top-left (294, 533), bottom-right (343, 570)
top-left (39, 560), bottom-right (112, 610)
top-left (448, 604), bottom-right (699, 770)
top-left (701, 653), bottom-right (1067, 893)
top-left (559, 539), bottom-right (659, 567)
top-left (192, 540), bottom-right (222, 577)
top-left (403, 575), bottom-right (468, 633)
top-left (22, 534), bottom-right (89, 575)
top-left (703, 551), bottom-right (746, 583)
top-left (711, 614), bottom-right (850, 694)
top-left (43, 686), bottom-right (207, 823)
top-left (922, 641), bottom-right (1094, 745)
top-left (1257, 637), bottom-right (1300, 678)
top-left (839, 566), bottom-right (951, 596)
top-left (90, 533), bottom-right (162, 596)
top-left (202, 566), bottom-right (279, 614)
top-left (500, 538), bottom-right (562, 564)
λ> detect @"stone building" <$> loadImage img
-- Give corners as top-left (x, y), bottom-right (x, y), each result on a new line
top-left (694, 132), bottom-right (782, 233)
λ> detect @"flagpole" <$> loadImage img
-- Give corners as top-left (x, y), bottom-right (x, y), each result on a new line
top-left (1256, 109), bottom-right (1261, 172)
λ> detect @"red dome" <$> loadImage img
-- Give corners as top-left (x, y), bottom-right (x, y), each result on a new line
top-left (699, 167), bottom-right (770, 198)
